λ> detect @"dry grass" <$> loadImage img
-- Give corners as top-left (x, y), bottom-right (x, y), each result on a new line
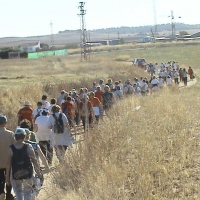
top-left (40, 87), bottom-right (200, 199)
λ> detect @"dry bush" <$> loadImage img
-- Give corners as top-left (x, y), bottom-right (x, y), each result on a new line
top-left (40, 87), bottom-right (200, 199)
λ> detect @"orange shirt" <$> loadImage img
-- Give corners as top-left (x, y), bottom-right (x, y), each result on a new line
top-left (90, 97), bottom-right (101, 107)
top-left (18, 107), bottom-right (33, 124)
top-left (95, 91), bottom-right (104, 103)
top-left (61, 101), bottom-right (76, 118)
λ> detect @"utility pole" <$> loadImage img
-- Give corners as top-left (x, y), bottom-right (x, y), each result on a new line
top-left (153, 0), bottom-right (158, 35)
top-left (78, 2), bottom-right (89, 61)
top-left (49, 21), bottom-right (54, 50)
top-left (168, 10), bottom-right (175, 36)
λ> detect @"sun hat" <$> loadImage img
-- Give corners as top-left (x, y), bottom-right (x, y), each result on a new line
top-left (24, 101), bottom-right (31, 106)
top-left (15, 128), bottom-right (26, 135)
top-left (0, 115), bottom-right (7, 123)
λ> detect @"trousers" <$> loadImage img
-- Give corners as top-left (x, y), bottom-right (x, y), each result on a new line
top-left (0, 168), bottom-right (12, 195)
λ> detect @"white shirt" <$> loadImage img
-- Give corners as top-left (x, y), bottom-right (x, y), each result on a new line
top-left (151, 79), bottom-right (159, 85)
top-left (35, 116), bottom-right (52, 141)
top-left (158, 78), bottom-right (164, 87)
top-left (118, 83), bottom-right (123, 90)
top-left (48, 112), bottom-right (72, 147)
top-left (166, 78), bottom-right (172, 85)
top-left (41, 100), bottom-right (50, 109)
top-left (32, 108), bottom-right (42, 118)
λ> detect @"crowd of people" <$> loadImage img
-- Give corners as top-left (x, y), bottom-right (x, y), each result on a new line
top-left (0, 61), bottom-right (194, 200)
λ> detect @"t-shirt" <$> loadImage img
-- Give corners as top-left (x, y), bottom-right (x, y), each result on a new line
top-left (35, 116), bottom-right (52, 142)
top-left (166, 78), bottom-right (172, 85)
top-left (18, 107), bottom-right (33, 124)
top-left (90, 97), bottom-right (101, 107)
top-left (151, 79), bottom-right (159, 85)
top-left (41, 100), bottom-right (50, 109)
top-left (95, 91), bottom-right (104, 103)
top-left (32, 108), bottom-right (42, 118)
top-left (61, 101), bottom-right (76, 118)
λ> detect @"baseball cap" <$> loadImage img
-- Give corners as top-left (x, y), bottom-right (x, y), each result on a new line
top-left (15, 128), bottom-right (26, 135)
top-left (0, 115), bottom-right (7, 123)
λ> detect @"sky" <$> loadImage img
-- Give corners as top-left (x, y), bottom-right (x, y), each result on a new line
top-left (0, 0), bottom-right (200, 37)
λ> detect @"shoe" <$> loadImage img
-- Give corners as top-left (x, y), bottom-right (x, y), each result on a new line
top-left (0, 193), bottom-right (5, 200)
top-left (5, 193), bottom-right (15, 200)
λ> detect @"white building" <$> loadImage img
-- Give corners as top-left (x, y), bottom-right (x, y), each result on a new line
top-left (19, 41), bottom-right (41, 53)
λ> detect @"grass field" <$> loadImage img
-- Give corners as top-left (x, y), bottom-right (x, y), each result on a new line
top-left (1, 42), bottom-right (200, 199)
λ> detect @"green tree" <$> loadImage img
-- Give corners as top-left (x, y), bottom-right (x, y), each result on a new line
top-left (179, 31), bottom-right (189, 36)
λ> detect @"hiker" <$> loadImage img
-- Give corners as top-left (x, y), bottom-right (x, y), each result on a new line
top-left (34, 109), bottom-right (53, 165)
top-left (151, 76), bottom-right (159, 92)
top-left (179, 68), bottom-right (183, 82)
top-left (158, 76), bottom-right (164, 89)
top-left (89, 92), bottom-right (103, 124)
top-left (57, 90), bottom-right (66, 106)
top-left (91, 82), bottom-right (97, 92)
top-left (17, 101), bottom-right (34, 131)
top-left (106, 78), bottom-right (114, 91)
top-left (188, 66), bottom-right (194, 80)
top-left (0, 116), bottom-right (15, 200)
top-left (48, 105), bottom-right (72, 163)
top-left (41, 95), bottom-right (50, 109)
top-left (20, 119), bottom-right (36, 142)
top-left (61, 96), bottom-right (77, 132)
top-left (166, 75), bottom-right (172, 86)
top-left (24, 128), bottom-right (50, 196)
top-left (95, 86), bottom-right (104, 103)
top-left (99, 79), bottom-right (105, 91)
top-left (183, 68), bottom-right (188, 86)
top-left (173, 70), bottom-right (179, 84)
top-left (102, 85), bottom-right (115, 111)
top-left (48, 98), bottom-right (57, 114)
top-left (140, 79), bottom-right (148, 95)
top-left (79, 95), bottom-right (94, 131)
top-left (113, 86), bottom-right (123, 100)
top-left (6, 128), bottom-right (42, 200)
top-left (32, 101), bottom-right (43, 122)
top-left (124, 80), bottom-right (134, 95)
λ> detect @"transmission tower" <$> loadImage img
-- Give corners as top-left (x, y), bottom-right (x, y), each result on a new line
top-left (153, 0), bottom-right (158, 35)
top-left (169, 10), bottom-right (175, 36)
top-left (78, 2), bottom-right (89, 61)
top-left (50, 21), bottom-right (54, 50)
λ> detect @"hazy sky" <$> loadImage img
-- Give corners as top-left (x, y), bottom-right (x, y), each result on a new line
top-left (0, 0), bottom-right (199, 37)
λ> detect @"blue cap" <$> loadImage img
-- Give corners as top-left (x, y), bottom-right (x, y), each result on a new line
top-left (0, 115), bottom-right (7, 123)
top-left (15, 128), bottom-right (26, 135)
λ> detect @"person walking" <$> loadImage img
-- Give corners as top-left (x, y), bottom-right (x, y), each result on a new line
top-left (183, 68), bottom-right (188, 86)
top-left (32, 101), bottom-right (43, 122)
top-left (48, 105), bottom-right (72, 163)
top-left (6, 128), bottom-right (42, 200)
top-left (79, 95), bottom-right (94, 131)
top-left (179, 68), bottom-right (183, 82)
top-left (0, 116), bottom-right (15, 200)
top-left (188, 66), bottom-right (194, 81)
top-left (34, 109), bottom-right (53, 165)
top-left (17, 101), bottom-right (34, 131)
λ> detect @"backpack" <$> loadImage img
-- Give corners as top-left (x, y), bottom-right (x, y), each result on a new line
top-left (11, 144), bottom-right (33, 180)
top-left (102, 92), bottom-right (114, 109)
top-left (34, 109), bottom-right (41, 122)
top-left (52, 113), bottom-right (64, 134)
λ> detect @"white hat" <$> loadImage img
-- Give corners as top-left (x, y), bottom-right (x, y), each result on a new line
top-left (24, 101), bottom-right (31, 106)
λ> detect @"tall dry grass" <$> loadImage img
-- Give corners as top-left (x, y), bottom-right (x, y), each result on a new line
top-left (40, 86), bottom-right (200, 199)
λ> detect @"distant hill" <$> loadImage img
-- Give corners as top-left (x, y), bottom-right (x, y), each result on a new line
top-left (0, 23), bottom-right (200, 47)
top-left (59, 23), bottom-right (200, 34)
